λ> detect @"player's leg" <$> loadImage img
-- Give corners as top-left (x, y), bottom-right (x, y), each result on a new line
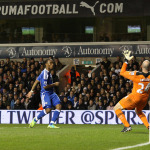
top-left (36, 107), bottom-right (51, 121)
top-left (50, 104), bottom-right (61, 125)
top-left (48, 93), bottom-right (61, 128)
top-left (114, 102), bottom-right (131, 132)
top-left (135, 105), bottom-right (149, 129)
top-left (29, 93), bottom-right (52, 128)
top-left (114, 94), bottom-right (136, 132)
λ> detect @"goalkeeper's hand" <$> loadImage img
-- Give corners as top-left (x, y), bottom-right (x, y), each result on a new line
top-left (122, 50), bottom-right (134, 61)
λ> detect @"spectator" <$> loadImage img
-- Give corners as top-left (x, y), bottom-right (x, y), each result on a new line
top-left (64, 87), bottom-right (69, 97)
top-left (76, 83), bottom-right (82, 96)
top-left (80, 73), bottom-right (85, 80)
top-left (54, 58), bottom-right (63, 72)
top-left (106, 93), bottom-right (111, 103)
top-left (88, 100), bottom-right (96, 110)
top-left (65, 66), bottom-right (80, 85)
top-left (22, 58), bottom-right (27, 65)
top-left (106, 101), bottom-right (114, 110)
top-left (116, 91), bottom-right (121, 101)
top-left (76, 98), bottom-right (86, 110)
top-left (103, 99), bottom-right (108, 110)
top-left (90, 72), bottom-right (96, 81)
top-left (83, 96), bottom-right (89, 108)
top-left (96, 101), bottom-right (104, 110)
top-left (128, 60), bottom-right (133, 70)
top-left (14, 99), bottom-right (24, 109)
top-left (2, 88), bottom-right (8, 97)
top-left (125, 82), bottom-right (131, 93)
top-left (8, 92), bottom-right (13, 102)
top-left (109, 86), bottom-right (115, 97)
top-left (10, 96), bottom-right (15, 109)
top-left (0, 100), bottom-right (2, 109)
top-left (71, 81), bottom-right (78, 90)
top-left (67, 103), bottom-right (74, 110)
top-left (1, 96), bottom-right (9, 109)
top-left (81, 79), bottom-right (86, 89)
top-left (73, 96), bottom-right (78, 109)
top-left (120, 87), bottom-right (126, 98)
top-left (74, 74), bottom-right (79, 83)
top-left (21, 64), bottom-right (27, 73)
top-left (132, 56), bottom-right (139, 70)
top-left (51, 69), bottom-right (59, 94)
top-left (14, 87), bottom-right (18, 95)
top-left (0, 68), bottom-right (3, 76)
top-left (7, 105), bottom-right (11, 110)
top-left (112, 96), bottom-right (117, 105)
top-left (9, 84), bottom-right (14, 93)
top-left (59, 91), bottom-right (65, 102)
top-left (61, 97), bottom-right (69, 110)
top-left (0, 93), bottom-right (2, 101)
top-left (24, 97), bottom-right (30, 110)
top-left (114, 56), bottom-right (122, 66)
top-left (67, 91), bottom-right (75, 105)
top-left (0, 60), bottom-right (5, 68)
top-left (115, 64), bottom-right (121, 74)
top-left (39, 58), bottom-right (44, 65)
top-left (101, 57), bottom-right (111, 69)
top-left (66, 83), bottom-right (71, 92)
top-left (82, 87), bottom-right (87, 96)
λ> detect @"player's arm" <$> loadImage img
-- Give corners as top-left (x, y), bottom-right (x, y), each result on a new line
top-left (43, 82), bottom-right (59, 90)
top-left (120, 50), bottom-right (136, 81)
top-left (26, 80), bottom-right (40, 98)
top-left (120, 62), bottom-right (136, 81)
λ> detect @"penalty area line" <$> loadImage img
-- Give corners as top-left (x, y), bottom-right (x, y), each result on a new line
top-left (111, 142), bottom-right (150, 150)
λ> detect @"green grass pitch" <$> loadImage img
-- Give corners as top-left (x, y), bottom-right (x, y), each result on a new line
top-left (0, 124), bottom-right (149, 150)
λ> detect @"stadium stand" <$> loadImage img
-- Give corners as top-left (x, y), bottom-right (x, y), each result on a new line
top-left (0, 56), bottom-right (149, 110)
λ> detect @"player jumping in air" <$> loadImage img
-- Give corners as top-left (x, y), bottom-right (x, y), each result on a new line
top-left (114, 50), bottom-right (150, 132)
top-left (27, 59), bottom-right (61, 128)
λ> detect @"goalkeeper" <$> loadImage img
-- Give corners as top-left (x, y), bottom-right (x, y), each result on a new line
top-left (114, 50), bottom-right (150, 132)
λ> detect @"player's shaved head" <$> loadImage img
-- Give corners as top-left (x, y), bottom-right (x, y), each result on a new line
top-left (142, 60), bottom-right (150, 71)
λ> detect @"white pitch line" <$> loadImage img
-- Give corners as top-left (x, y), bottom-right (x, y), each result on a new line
top-left (111, 142), bottom-right (150, 150)
top-left (0, 127), bottom-right (28, 129)
top-left (13, 127), bottom-right (28, 128)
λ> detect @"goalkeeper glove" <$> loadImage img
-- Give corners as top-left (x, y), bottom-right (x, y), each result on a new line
top-left (122, 50), bottom-right (134, 62)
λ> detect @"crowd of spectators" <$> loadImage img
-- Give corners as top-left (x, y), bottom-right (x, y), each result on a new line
top-left (0, 56), bottom-right (150, 111)
top-left (0, 57), bottom-right (63, 110)
top-left (61, 56), bottom-right (150, 110)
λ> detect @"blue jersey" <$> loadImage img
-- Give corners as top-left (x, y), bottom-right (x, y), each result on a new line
top-left (37, 69), bottom-right (54, 94)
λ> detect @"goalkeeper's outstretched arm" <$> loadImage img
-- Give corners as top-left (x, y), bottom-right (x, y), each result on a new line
top-left (120, 50), bottom-right (137, 81)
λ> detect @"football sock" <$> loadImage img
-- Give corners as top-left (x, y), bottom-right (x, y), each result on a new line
top-left (138, 112), bottom-right (149, 128)
top-left (50, 109), bottom-right (60, 125)
top-left (35, 109), bottom-right (47, 122)
top-left (115, 109), bottom-right (130, 127)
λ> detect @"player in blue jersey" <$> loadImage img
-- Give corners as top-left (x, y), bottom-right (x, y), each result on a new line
top-left (26, 59), bottom-right (61, 128)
